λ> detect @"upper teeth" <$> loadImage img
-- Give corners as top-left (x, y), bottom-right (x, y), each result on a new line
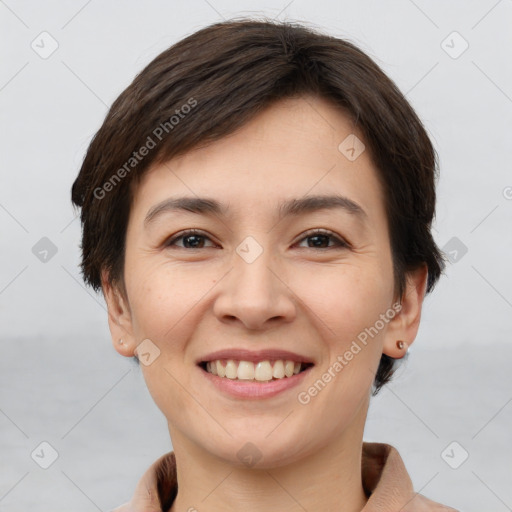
top-left (206, 359), bottom-right (303, 381)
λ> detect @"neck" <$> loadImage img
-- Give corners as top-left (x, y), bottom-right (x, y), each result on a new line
top-left (168, 401), bottom-right (370, 512)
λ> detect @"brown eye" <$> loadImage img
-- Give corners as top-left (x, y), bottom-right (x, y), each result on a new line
top-left (296, 229), bottom-right (349, 249)
top-left (165, 229), bottom-right (216, 249)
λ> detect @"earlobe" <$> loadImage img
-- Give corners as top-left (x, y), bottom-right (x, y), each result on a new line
top-left (101, 269), bottom-right (136, 358)
top-left (394, 339), bottom-right (409, 359)
top-left (116, 337), bottom-right (136, 358)
top-left (382, 264), bottom-right (428, 358)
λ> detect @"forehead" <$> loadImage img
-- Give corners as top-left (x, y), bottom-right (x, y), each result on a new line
top-left (129, 95), bottom-right (386, 231)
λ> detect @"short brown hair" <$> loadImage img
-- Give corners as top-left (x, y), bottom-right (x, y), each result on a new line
top-left (71, 17), bottom-right (446, 394)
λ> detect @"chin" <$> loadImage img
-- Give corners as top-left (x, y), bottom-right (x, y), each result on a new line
top-left (199, 423), bottom-right (316, 469)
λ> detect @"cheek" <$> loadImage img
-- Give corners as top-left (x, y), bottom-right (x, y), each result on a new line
top-left (294, 261), bottom-right (393, 341)
top-left (126, 263), bottom-right (205, 342)
top-left (130, 276), bottom-right (199, 422)
top-left (293, 261), bottom-right (392, 406)
top-left (293, 275), bottom-right (388, 438)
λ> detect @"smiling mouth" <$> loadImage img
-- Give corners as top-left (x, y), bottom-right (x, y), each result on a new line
top-left (199, 359), bottom-right (314, 382)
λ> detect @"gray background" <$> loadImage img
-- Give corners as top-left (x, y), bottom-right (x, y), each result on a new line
top-left (1, 0), bottom-right (511, 510)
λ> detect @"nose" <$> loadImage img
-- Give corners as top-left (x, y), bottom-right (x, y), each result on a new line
top-left (213, 243), bottom-right (296, 330)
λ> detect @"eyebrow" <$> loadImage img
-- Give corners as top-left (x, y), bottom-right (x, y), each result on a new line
top-left (144, 194), bottom-right (368, 228)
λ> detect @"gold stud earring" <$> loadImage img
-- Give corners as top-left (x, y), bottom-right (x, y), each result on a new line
top-left (396, 340), bottom-right (406, 350)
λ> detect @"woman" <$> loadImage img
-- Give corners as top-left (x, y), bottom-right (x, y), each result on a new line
top-left (71, 18), bottom-right (457, 511)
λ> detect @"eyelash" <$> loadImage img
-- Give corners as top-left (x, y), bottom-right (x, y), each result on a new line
top-left (164, 228), bottom-right (350, 250)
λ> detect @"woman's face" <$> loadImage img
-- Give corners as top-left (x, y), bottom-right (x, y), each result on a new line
top-left (106, 94), bottom-right (424, 467)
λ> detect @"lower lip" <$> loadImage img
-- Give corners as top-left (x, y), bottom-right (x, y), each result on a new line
top-left (199, 365), bottom-right (313, 399)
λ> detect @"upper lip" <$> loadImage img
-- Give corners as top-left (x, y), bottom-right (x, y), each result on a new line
top-left (197, 349), bottom-right (315, 365)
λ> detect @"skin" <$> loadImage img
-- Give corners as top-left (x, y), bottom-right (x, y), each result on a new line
top-left (102, 94), bottom-right (428, 512)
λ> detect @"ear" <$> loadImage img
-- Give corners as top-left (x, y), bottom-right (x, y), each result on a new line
top-left (382, 264), bottom-right (428, 358)
top-left (101, 269), bottom-right (136, 358)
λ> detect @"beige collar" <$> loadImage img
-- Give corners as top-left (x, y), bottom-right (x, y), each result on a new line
top-left (360, 442), bottom-right (456, 510)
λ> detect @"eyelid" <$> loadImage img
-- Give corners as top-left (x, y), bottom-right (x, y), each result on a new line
top-left (293, 228), bottom-right (350, 249)
top-left (164, 229), bottom-right (217, 248)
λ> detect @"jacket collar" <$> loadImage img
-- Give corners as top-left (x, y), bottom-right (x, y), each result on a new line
top-left (360, 442), bottom-right (453, 510)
